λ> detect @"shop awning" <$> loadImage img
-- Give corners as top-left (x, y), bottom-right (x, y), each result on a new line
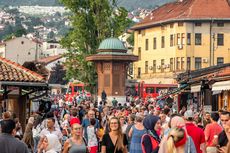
top-left (212, 80), bottom-right (230, 91)
top-left (191, 85), bottom-right (201, 93)
top-left (212, 90), bottom-right (222, 95)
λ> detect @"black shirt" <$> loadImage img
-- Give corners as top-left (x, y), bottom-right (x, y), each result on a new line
top-left (101, 133), bottom-right (128, 153)
top-left (218, 130), bottom-right (228, 147)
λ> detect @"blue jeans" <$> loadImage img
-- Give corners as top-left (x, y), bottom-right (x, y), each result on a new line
top-left (33, 136), bottom-right (40, 153)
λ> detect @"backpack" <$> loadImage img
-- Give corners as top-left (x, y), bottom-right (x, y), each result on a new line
top-left (141, 134), bottom-right (159, 153)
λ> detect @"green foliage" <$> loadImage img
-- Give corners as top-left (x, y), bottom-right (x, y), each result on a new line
top-left (49, 62), bottom-right (68, 85)
top-left (127, 32), bottom-right (134, 46)
top-left (60, 0), bottom-right (132, 93)
top-left (15, 28), bottom-right (27, 37)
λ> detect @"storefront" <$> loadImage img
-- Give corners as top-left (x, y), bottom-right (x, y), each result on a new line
top-left (212, 80), bottom-right (230, 111)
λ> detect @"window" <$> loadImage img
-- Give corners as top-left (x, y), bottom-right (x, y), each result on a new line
top-left (217, 34), bottom-right (224, 46)
top-left (138, 47), bottom-right (141, 60)
top-left (178, 22), bottom-right (184, 26)
top-left (217, 22), bottom-right (224, 27)
top-left (146, 87), bottom-right (154, 93)
top-left (153, 60), bottom-right (156, 73)
top-left (187, 57), bottom-right (191, 70)
top-left (195, 22), bottom-right (202, 26)
top-left (141, 30), bottom-right (145, 36)
top-left (181, 33), bottom-right (185, 45)
top-left (161, 59), bottom-right (165, 72)
top-left (138, 30), bottom-right (141, 34)
top-left (176, 57), bottom-right (180, 70)
top-left (153, 37), bottom-right (157, 49)
top-left (74, 86), bottom-right (83, 92)
top-left (170, 58), bottom-right (173, 71)
top-left (161, 36), bottom-right (165, 48)
top-left (21, 41), bottom-right (24, 45)
top-left (145, 39), bottom-right (149, 50)
top-left (187, 33), bottom-right (191, 45)
top-left (28, 52), bottom-right (31, 55)
top-left (137, 67), bottom-right (141, 78)
top-left (170, 23), bottom-right (174, 28)
top-left (181, 57), bottom-right (185, 70)
top-left (195, 57), bottom-right (202, 70)
top-left (145, 61), bottom-right (148, 73)
top-left (195, 33), bottom-right (202, 45)
top-left (177, 33), bottom-right (181, 45)
top-left (170, 35), bottom-right (174, 47)
top-left (129, 63), bottom-right (133, 75)
top-left (156, 87), bottom-right (168, 94)
top-left (217, 57), bottom-right (224, 65)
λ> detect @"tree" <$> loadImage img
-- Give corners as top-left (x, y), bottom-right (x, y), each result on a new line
top-left (48, 62), bottom-right (68, 85)
top-left (60, 0), bottom-right (131, 92)
top-left (14, 28), bottom-right (27, 37)
top-left (47, 31), bottom-right (55, 40)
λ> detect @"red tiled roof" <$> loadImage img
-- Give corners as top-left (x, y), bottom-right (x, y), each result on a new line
top-left (132, 0), bottom-right (230, 30)
top-left (0, 57), bottom-right (45, 82)
top-left (37, 55), bottom-right (62, 65)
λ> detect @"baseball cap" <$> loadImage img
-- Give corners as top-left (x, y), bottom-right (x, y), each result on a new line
top-left (184, 110), bottom-right (194, 119)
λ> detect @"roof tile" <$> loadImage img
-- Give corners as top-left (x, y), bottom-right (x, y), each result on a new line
top-left (0, 57), bottom-right (45, 82)
top-left (132, 0), bottom-right (230, 29)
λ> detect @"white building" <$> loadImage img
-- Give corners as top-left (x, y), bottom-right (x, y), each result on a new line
top-left (0, 42), bottom-right (5, 57)
top-left (2, 37), bottom-right (43, 64)
top-left (42, 40), bottom-right (67, 57)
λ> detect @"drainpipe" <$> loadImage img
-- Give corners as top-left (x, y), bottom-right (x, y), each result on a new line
top-left (209, 19), bottom-right (214, 66)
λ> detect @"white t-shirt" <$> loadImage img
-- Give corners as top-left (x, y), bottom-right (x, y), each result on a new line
top-left (40, 128), bottom-right (63, 140)
top-left (87, 126), bottom-right (98, 147)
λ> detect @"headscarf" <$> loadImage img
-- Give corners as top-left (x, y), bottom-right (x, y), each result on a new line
top-left (143, 115), bottom-right (161, 142)
top-left (45, 134), bottom-right (61, 153)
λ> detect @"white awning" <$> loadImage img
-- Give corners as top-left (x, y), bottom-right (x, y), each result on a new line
top-left (212, 80), bottom-right (230, 91)
top-left (191, 85), bottom-right (201, 93)
top-left (212, 90), bottom-right (222, 95)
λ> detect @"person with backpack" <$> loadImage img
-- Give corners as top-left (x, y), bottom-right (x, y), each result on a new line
top-left (141, 115), bottom-right (161, 153)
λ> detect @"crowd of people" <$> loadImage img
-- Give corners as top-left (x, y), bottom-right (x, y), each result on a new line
top-left (0, 96), bottom-right (230, 153)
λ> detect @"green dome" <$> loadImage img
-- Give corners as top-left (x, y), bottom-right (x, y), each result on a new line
top-left (98, 38), bottom-right (127, 51)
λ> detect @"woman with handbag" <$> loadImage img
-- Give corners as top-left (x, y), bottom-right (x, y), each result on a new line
top-left (101, 117), bottom-right (128, 153)
top-left (63, 123), bottom-right (89, 153)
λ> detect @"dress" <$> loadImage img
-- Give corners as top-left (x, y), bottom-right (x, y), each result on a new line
top-left (101, 133), bottom-right (128, 153)
top-left (130, 126), bottom-right (146, 153)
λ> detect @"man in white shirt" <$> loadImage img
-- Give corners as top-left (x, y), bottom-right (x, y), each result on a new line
top-left (38, 118), bottom-right (62, 149)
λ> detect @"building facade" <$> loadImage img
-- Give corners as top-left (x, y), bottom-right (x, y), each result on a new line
top-left (131, 0), bottom-right (230, 84)
top-left (1, 37), bottom-right (43, 64)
